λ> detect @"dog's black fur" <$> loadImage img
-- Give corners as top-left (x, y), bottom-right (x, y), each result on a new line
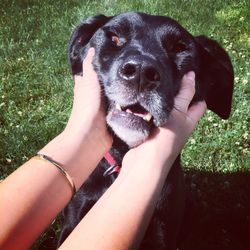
top-left (58, 12), bottom-right (234, 249)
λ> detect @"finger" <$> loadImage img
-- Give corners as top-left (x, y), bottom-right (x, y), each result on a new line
top-left (82, 48), bottom-right (99, 84)
top-left (74, 48), bottom-right (97, 86)
top-left (187, 100), bottom-right (207, 126)
top-left (174, 71), bottom-right (195, 112)
top-left (74, 74), bottom-right (83, 85)
top-left (82, 47), bottom-right (95, 72)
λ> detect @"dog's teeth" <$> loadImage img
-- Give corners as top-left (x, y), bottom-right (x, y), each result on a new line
top-left (115, 103), bottom-right (122, 111)
top-left (143, 113), bottom-right (152, 122)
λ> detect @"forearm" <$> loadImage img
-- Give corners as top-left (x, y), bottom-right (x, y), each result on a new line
top-left (59, 152), bottom-right (174, 250)
top-left (0, 128), bottom-right (111, 250)
top-left (0, 155), bottom-right (71, 250)
top-left (39, 121), bottom-right (112, 190)
top-left (0, 48), bottom-right (113, 249)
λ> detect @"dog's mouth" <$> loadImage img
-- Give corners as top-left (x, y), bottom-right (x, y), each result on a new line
top-left (115, 103), bottom-right (153, 122)
top-left (106, 101), bottom-right (154, 147)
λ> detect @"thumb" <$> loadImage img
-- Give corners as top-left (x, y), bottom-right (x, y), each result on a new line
top-left (174, 71), bottom-right (196, 113)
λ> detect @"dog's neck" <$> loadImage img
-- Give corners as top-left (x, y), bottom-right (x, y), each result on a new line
top-left (101, 137), bottom-right (128, 177)
top-left (109, 136), bottom-right (129, 163)
top-left (103, 136), bottom-right (181, 176)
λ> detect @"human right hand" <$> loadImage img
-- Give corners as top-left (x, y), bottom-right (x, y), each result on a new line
top-left (122, 71), bottom-right (207, 174)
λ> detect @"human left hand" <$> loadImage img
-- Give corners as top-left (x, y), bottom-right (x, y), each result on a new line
top-left (64, 47), bottom-right (113, 151)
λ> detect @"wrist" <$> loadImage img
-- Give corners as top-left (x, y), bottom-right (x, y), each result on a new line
top-left (120, 128), bottom-right (182, 178)
top-left (38, 128), bottom-right (112, 190)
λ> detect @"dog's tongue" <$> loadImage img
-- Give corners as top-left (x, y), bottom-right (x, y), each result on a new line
top-left (125, 104), bottom-right (147, 117)
top-left (125, 105), bottom-right (152, 121)
top-left (114, 102), bottom-right (152, 122)
top-left (125, 108), bottom-right (133, 114)
top-left (125, 108), bottom-right (144, 117)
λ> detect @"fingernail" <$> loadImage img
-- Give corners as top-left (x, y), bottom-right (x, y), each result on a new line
top-left (88, 47), bottom-right (95, 56)
top-left (186, 71), bottom-right (195, 82)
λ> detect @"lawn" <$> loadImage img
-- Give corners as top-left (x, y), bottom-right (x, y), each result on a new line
top-left (0, 0), bottom-right (249, 249)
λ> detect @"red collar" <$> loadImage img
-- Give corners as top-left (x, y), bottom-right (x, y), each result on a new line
top-left (103, 152), bottom-right (121, 177)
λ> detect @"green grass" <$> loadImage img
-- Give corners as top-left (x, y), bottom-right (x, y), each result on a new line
top-left (0, 0), bottom-right (249, 177)
top-left (0, 0), bottom-right (250, 178)
top-left (0, 0), bottom-right (249, 249)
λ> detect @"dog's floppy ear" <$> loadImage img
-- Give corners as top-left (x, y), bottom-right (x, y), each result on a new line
top-left (195, 35), bottom-right (234, 119)
top-left (69, 15), bottom-right (111, 75)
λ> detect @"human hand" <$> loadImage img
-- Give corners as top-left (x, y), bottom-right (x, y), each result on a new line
top-left (39, 48), bottom-right (112, 189)
top-left (64, 48), bottom-right (112, 150)
top-left (122, 72), bottom-right (207, 174)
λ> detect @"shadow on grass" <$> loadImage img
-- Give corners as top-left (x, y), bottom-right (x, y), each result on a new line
top-left (35, 170), bottom-right (250, 250)
top-left (180, 170), bottom-right (250, 250)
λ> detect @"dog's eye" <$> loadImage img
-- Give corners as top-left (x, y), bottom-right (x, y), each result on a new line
top-left (111, 35), bottom-right (123, 47)
top-left (107, 31), bottom-right (124, 47)
top-left (172, 41), bottom-right (188, 53)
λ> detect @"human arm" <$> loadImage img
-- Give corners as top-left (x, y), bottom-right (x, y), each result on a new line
top-left (59, 72), bottom-right (207, 250)
top-left (0, 48), bottom-right (112, 250)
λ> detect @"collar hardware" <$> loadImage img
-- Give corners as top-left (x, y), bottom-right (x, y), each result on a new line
top-left (103, 152), bottom-right (121, 177)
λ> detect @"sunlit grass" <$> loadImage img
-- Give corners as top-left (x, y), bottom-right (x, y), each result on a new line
top-left (0, 0), bottom-right (249, 175)
top-left (0, 0), bottom-right (249, 249)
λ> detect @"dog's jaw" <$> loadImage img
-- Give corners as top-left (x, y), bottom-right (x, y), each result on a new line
top-left (107, 115), bottom-right (150, 147)
top-left (103, 81), bottom-right (172, 147)
top-left (106, 101), bottom-right (153, 147)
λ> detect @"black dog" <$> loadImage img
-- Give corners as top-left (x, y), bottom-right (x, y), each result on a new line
top-left (58, 12), bottom-right (234, 249)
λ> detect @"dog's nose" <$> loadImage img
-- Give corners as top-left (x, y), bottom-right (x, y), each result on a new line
top-left (119, 60), bottom-right (161, 90)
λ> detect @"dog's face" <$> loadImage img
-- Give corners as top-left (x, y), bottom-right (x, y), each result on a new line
top-left (69, 12), bottom-right (234, 147)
